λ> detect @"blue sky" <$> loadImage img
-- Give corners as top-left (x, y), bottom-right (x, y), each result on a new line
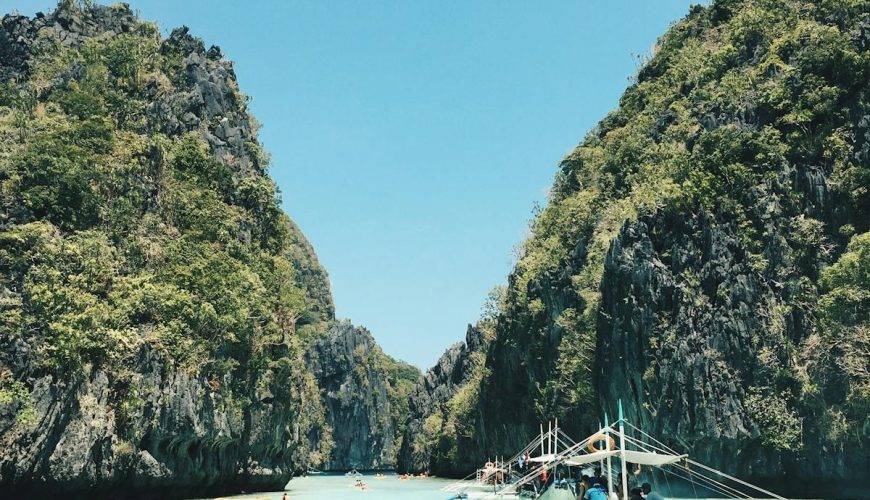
top-left (8, 0), bottom-right (704, 369)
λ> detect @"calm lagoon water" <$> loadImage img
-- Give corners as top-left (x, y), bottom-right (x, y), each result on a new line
top-left (216, 473), bottom-right (463, 500)
top-left (213, 473), bottom-right (720, 500)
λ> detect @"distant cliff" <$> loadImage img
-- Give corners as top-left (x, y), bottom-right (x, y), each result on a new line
top-left (0, 2), bottom-right (339, 497)
top-left (396, 325), bottom-right (487, 474)
top-left (305, 321), bottom-right (419, 470)
top-left (403, 0), bottom-right (869, 497)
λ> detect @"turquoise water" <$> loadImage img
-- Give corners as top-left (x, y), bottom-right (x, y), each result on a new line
top-left (214, 474), bottom-right (720, 499)
top-left (216, 473), bottom-right (464, 500)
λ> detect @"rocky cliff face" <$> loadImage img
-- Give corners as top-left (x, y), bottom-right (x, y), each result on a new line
top-left (396, 325), bottom-right (485, 473)
top-left (0, 344), bottom-right (323, 498)
top-left (407, 1), bottom-right (869, 496)
top-left (0, 2), bottom-right (334, 497)
top-left (305, 321), bottom-right (418, 470)
top-left (597, 211), bottom-right (868, 495)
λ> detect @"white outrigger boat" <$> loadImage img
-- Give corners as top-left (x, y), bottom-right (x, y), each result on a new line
top-left (442, 400), bottom-right (785, 500)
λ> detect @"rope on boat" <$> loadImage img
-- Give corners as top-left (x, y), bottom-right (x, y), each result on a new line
top-left (621, 433), bottom-right (757, 499)
top-left (670, 462), bottom-right (751, 499)
top-left (556, 427), bottom-right (578, 447)
top-left (494, 426), bottom-right (615, 494)
top-left (686, 458), bottom-right (787, 500)
top-left (624, 421), bottom-right (680, 455)
top-left (619, 433), bottom-right (747, 498)
top-left (478, 421), bottom-right (609, 495)
top-left (686, 460), bottom-right (700, 499)
top-left (444, 425), bottom-right (565, 493)
top-left (620, 427), bottom-right (786, 499)
top-left (658, 462), bottom-right (747, 498)
top-left (662, 465), bottom-right (743, 498)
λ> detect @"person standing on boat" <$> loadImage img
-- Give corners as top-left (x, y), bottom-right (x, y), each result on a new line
top-left (576, 474), bottom-right (590, 500)
top-left (584, 480), bottom-right (607, 500)
top-left (591, 466), bottom-right (603, 486)
top-left (614, 472), bottom-right (631, 498)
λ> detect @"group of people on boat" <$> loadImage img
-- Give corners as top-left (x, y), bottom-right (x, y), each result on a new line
top-left (517, 452), bottom-right (532, 470)
top-left (573, 469), bottom-right (664, 500)
top-left (517, 464), bottom-right (666, 500)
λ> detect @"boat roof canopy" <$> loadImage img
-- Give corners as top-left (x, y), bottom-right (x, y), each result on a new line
top-left (622, 450), bottom-right (686, 466)
top-left (564, 450), bottom-right (618, 465)
top-left (563, 450), bottom-right (686, 467)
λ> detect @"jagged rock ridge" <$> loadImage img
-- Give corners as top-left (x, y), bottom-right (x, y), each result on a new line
top-left (397, 325), bottom-right (485, 473)
top-left (305, 321), bottom-right (419, 471)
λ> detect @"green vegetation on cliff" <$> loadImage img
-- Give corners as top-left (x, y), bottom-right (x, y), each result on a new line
top-left (383, 354), bottom-right (423, 461)
top-left (405, 0), bottom-right (869, 491)
top-left (0, 2), bottom-right (334, 495)
top-left (0, 15), bottom-right (329, 374)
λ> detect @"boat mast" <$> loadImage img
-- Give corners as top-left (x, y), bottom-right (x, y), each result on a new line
top-left (555, 418), bottom-right (559, 455)
top-left (619, 400), bottom-right (628, 500)
top-left (604, 412), bottom-right (612, 497)
top-left (540, 423), bottom-right (545, 457)
top-left (598, 419), bottom-right (605, 490)
top-left (548, 420), bottom-right (552, 455)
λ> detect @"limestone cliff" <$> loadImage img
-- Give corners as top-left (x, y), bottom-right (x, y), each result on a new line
top-left (0, 2), bottom-right (334, 497)
top-left (305, 321), bottom-right (419, 470)
top-left (396, 325), bottom-right (485, 473)
top-left (0, 4), bottom-right (415, 496)
top-left (403, 1), bottom-right (869, 497)
top-left (597, 210), bottom-right (868, 495)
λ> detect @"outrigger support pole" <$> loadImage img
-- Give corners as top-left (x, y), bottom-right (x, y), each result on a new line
top-left (619, 399), bottom-right (628, 500)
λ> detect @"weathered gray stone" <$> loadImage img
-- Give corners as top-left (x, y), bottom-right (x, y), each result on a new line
top-left (596, 210), bottom-right (868, 495)
top-left (305, 321), bottom-right (398, 470)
